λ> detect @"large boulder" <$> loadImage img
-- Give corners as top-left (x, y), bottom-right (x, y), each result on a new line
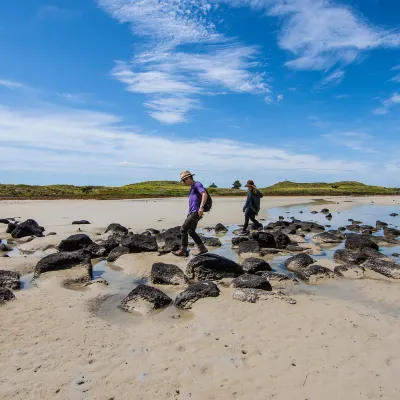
top-left (294, 265), bottom-right (335, 283)
top-left (272, 231), bottom-right (291, 249)
top-left (105, 223), bottom-right (128, 236)
top-left (232, 236), bottom-right (249, 248)
top-left (107, 246), bottom-right (130, 262)
top-left (333, 249), bottom-right (366, 265)
top-left (285, 253), bottom-right (315, 272)
top-left (119, 284), bottom-right (172, 313)
top-left (334, 264), bottom-right (365, 279)
top-left (11, 219), bottom-right (44, 239)
top-left (34, 250), bottom-right (92, 280)
top-left (241, 257), bottom-right (272, 274)
top-left (186, 253), bottom-right (243, 281)
top-left (0, 270), bottom-right (20, 290)
top-left (121, 234), bottom-right (158, 253)
top-left (156, 227), bottom-right (181, 247)
top-left (231, 274), bottom-right (272, 290)
top-left (58, 234), bottom-right (93, 252)
top-left (215, 223), bottom-right (228, 234)
top-left (0, 288), bottom-right (16, 304)
top-left (259, 271), bottom-right (299, 289)
top-left (250, 232), bottom-right (276, 248)
top-left (312, 231), bottom-right (345, 244)
top-left (345, 236), bottom-right (379, 251)
top-left (238, 240), bottom-right (260, 256)
top-left (174, 281), bottom-right (220, 309)
top-left (362, 259), bottom-right (400, 279)
top-left (151, 263), bottom-right (189, 285)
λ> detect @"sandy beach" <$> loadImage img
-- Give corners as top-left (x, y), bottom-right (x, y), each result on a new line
top-left (1, 196), bottom-right (400, 400)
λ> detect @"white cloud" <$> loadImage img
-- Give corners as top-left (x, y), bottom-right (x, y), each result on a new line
top-left (390, 73), bottom-right (400, 83)
top-left (322, 131), bottom-right (379, 154)
top-left (392, 65), bottom-right (400, 71)
top-left (334, 94), bottom-right (349, 99)
top-left (319, 70), bottom-right (345, 88)
top-left (99, 1), bottom-right (270, 123)
top-left (277, 94), bottom-right (284, 102)
top-left (0, 79), bottom-right (25, 89)
top-left (0, 105), bottom-right (368, 179)
top-left (373, 92), bottom-right (400, 115)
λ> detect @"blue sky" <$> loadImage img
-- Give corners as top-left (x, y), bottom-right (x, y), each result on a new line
top-left (1, 0), bottom-right (399, 188)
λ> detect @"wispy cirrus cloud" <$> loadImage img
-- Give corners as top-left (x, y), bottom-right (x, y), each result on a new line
top-left (0, 79), bottom-right (26, 89)
top-left (372, 92), bottom-right (400, 115)
top-left (322, 131), bottom-right (380, 154)
top-left (98, 0), bottom-right (271, 124)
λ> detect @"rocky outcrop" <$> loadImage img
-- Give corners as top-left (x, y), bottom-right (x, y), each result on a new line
top-left (11, 219), bottom-right (44, 239)
top-left (105, 223), bottom-right (129, 236)
top-left (121, 234), bottom-right (158, 253)
top-left (0, 270), bottom-right (20, 290)
top-left (151, 263), bottom-right (189, 285)
top-left (58, 234), bottom-right (93, 252)
top-left (215, 223), bottom-right (228, 234)
top-left (285, 253), bottom-right (315, 272)
top-left (362, 259), bottom-right (400, 279)
top-left (34, 250), bottom-right (92, 281)
top-left (238, 240), bottom-right (260, 256)
top-left (232, 288), bottom-right (296, 304)
top-left (241, 257), bottom-right (271, 274)
top-left (0, 288), bottom-right (16, 304)
top-left (312, 231), bottom-right (345, 244)
top-left (186, 253), bottom-right (243, 281)
top-left (294, 265), bottom-right (335, 283)
top-left (231, 274), bottom-right (272, 290)
top-left (345, 235), bottom-right (379, 251)
top-left (259, 271), bottom-right (299, 289)
top-left (119, 284), bottom-right (172, 313)
top-left (107, 246), bottom-right (130, 262)
top-left (334, 264), bottom-right (365, 279)
top-left (174, 281), bottom-right (220, 309)
top-left (72, 220), bottom-right (90, 225)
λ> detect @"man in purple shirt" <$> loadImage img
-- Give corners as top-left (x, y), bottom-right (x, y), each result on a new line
top-left (173, 170), bottom-right (208, 257)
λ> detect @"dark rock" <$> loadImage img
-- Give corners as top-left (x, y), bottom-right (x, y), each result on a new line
top-left (376, 220), bottom-right (388, 229)
top-left (86, 242), bottom-right (107, 258)
top-left (34, 250), bottom-right (92, 280)
top-left (249, 231), bottom-right (276, 248)
top-left (392, 253), bottom-right (400, 257)
top-left (346, 225), bottom-right (361, 232)
top-left (311, 211), bottom-right (318, 214)
top-left (232, 236), bottom-right (249, 248)
top-left (325, 225), bottom-right (331, 228)
top-left (361, 247), bottom-right (389, 260)
top-left (58, 234), bottom-right (93, 252)
top-left (352, 220), bottom-right (363, 225)
top-left (362, 259), bottom-right (400, 279)
top-left (105, 223), bottom-right (128, 236)
top-left (186, 253), bottom-right (243, 281)
top-left (0, 288), bottom-right (16, 304)
top-left (300, 222), bottom-right (324, 232)
top-left (325, 213), bottom-right (333, 219)
top-left (272, 231), bottom-right (291, 249)
top-left (333, 249), bottom-right (366, 265)
top-left (294, 265), bottom-right (335, 282)
top-left (6, 223), bottom-right (18, 234)
top-left (72, 220), bottom-right (90, 225)
top-left (96, 235), bottom-right (120, 254)
top-left (0, 219), bottom-right (9, 224)
top-left (231, 274), bottom-right (272, 290)
top-left (285, 253), bottom-right (315, 272)
top-left (0, 270), bottom-right (20, 290)
top-left (383, 227), bottom-right (400, 237)
top-left (281, 225), bottom-right (298, 235)
top-left (2, 255), bottom-right (9, 258)
top-left (278, 216), bottom-right (284, 220)
top-left (286, 245), bottom-right (306, 252)
top-left (175, 281), bottom-right (220, 309)
top-left (312, 231), bottom-right (344, 244)
top-left (241, 257), bottom-right (272, 274)
top-left (239, 240), bottom-right (260, 255)
top-left (360, 225), bottom-right (374, 230)
top-left (263, 248), bottom-right (281, 254)
top-left (146, 228), bottom-right (160, 235)
top-left (163, 236), bottom-right (181, 252)
top-left (0, 242), bottom-right (11, 252)
top-left (215, 223), bottom-right (228, 234)
top-left (11, 219), bottom-right (44, 239)
top-left (345, 236), bottom-right (379, 251)
top-left (46, 232), bottom-right (57, 236)
top-left (338, 226), bottom-right (346, 231)
top-left (156, 227), bottom-right (181, 247)
top-left (121, 234), bottom-right (158, 253)
top-left (259, 271), bottom-right (299, 289)
top-left (201, 237), bottom-right (222, 247)
top-left (334, 264), bottom-right (365, 279)
top-left (151, 263), bottom-right (189, 285)
top-left (107, 246), bottom-right (130, 262)
top-left (321, 208), bottom-right (330, 214)
top-left (390, 213), bottom-right (398, 217)
top-left (119, 284), bottom-right (172, 313)
top-left (265, 221), bottom-right (289, 230)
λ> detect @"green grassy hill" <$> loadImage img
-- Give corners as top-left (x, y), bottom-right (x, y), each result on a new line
top-left (0, 180), bottom-right (398, 200)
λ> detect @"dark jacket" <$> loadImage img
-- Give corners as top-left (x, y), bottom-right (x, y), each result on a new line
top-left (243, 189), bottom-right (263, 214)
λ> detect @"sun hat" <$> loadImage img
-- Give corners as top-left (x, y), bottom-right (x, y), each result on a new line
top-left (180, 170), bottom-right (195, 182)
top-left (245, 180), bottom-right (256, 188)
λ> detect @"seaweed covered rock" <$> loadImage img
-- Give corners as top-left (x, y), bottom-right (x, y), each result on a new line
top-left (107, 246), bottom-right (130, 262)
top-left (121, 234), bottom-right (158, 253)
top-left (241, 257), bottom-right (272, 274)
top-left (11, 219), bottom-right (44, 239)
top-left (285, 253), bottom-right (314, 272)
top-left (119, 284), bottom-right (172, 313)
top-left (58, 234), bottom-right (93, 252)
top-left (186, 253), bottom-right (243, 281)
top-left (151, 262), bottom-right (189, 285)
top-left (0, 270), bottom-right (20, 290)
top-left (231, 274), bottom-right (272, 290)
top-left (174, 281), bottom-right (219, 309)
top-left (0, 288), bottom-right (16, 304)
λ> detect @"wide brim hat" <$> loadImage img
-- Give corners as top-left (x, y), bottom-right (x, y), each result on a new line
top-left (245, 180), bottom-right (256, 187)
top-left (180, 170), bottom-right (195, 182)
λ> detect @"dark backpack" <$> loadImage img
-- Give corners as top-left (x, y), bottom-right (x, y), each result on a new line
top-left (203, 189), bottom-right (212, 212)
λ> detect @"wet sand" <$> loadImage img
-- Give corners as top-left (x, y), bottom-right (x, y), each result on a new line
top-left (1, 196), bottom-right (400, 399)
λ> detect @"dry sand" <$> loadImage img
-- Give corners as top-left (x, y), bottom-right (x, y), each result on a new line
top-left (1, 196), bottom-right (400, 399)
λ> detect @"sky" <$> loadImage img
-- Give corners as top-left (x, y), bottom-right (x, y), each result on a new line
top-left (0, 0), bottom-right (399, 188)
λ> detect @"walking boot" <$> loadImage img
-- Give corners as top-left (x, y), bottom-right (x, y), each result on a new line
top-left (173, 247), bottom-right (188, 257)
top-left (191, 243), bottom-right (208, 256)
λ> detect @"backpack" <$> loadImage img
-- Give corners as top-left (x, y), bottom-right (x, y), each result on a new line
top-left (203, 189), bottom-right (212, 212)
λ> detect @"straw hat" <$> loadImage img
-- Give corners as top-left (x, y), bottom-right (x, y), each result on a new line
top-left (180, 170), bottom-right (195, 182)
top-left (245, 179), bottom-right (256, 188)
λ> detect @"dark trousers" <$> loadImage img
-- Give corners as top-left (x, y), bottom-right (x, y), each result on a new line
top-left (181, 212), bottom-right (203, 248)
top-left (243, 208), bottom-right (263, 231)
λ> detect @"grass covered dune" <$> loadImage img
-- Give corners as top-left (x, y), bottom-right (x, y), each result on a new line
top-left (0, 180), bottom-right (399, 200)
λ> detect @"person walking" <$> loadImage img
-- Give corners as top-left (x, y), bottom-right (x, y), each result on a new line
top-left (238, 180), bottom-right (264, 235)
top-left (173, 170), bottom-right (208, 257)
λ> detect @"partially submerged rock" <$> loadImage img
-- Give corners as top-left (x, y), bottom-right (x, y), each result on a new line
top-left (201, 237), bottom-right (222, 247)
top-left (11, 219), bottom-right (44, 239)
top-left (376, 220), bottom-right (388, 229)
top-left (232, 288), bottom-right (296, 304)
top-left (241, 257), bottom-right (272, 274)
top-left (151, 262), bottom-right (189, 285)
top-left (107, 246), bottom-right (130, 262)
top-left (186, 253), bottom-right (243, 281)
top-left (334, 264), bottom-right (365, 279)
top-left (174, 281), bottom-right (220, 309)
top-left (250, 232), bottom-right (276, 248)
top-left (121, 234), bottom-right (158, 253)
top-left (0, 288), bottom-right (16, 304)
top-left (231, 274), bottom-right (272, 290)
top-left (231, 236), bottom-right (249, 248)
top-left (285, 253), bottom-right (315, 272)
top-left (345, 235), bottom-right (379, 251)
top-left (383, 227), bottom-right (400, 237)
top-left (0, 270), bottom-right (20, 290)
top-left (238, 240), bottom-right (260, 256)
top-left (272, 231), bottom-right (291, 249)
top-left (312, 231), bottom-right (345, 244)
top-left (215, 223), bottom-right (228, 234)
top-left (119, 284), bottom-right (172, 313)
top-left (362, 259), bottom-right (400, 279)
top-left (58, 234), bottom-right (93, 252)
